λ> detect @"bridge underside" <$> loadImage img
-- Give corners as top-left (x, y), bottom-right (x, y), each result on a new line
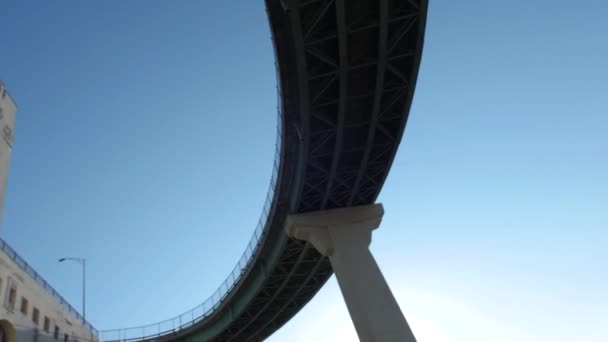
top-left (163, 1), bottom-right (427, 341)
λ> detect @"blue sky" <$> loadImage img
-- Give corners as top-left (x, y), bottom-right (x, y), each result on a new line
top-left (1, 1), bottom-right (606, 341)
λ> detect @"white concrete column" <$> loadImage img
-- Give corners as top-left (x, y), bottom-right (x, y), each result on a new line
top-left (285, 203), bottom-right (416, 342)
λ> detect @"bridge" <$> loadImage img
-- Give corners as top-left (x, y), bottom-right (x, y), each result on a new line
top-left (100, 0), bottom-right (427, 341)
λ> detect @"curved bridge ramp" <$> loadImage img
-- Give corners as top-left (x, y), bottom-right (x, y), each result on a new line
top-left (99, 0), bottom-right (427, 341)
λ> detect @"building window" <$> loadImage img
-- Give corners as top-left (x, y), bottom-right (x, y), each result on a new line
top-left (5, 277), bottom-right (17, 311)
top-left (2, 125), bottom-right (12, 147)
top-left (64, 333), bottom-right (69, 342)
top-left (54, 325), bottom-right (60, 339)
top-left (44, 316), bottom-right (50, 333)
top-left (20, 296), bottom-right (29, 315)
top-left (7, 287), bottom-right (16, 309)
top-left (33, 307), bottom-right (40, 324)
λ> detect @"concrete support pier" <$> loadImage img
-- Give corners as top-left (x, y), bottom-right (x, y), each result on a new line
top-left (285, 203), bottom-right (416, 342)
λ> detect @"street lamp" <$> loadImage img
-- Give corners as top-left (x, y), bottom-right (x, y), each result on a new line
top-left (58, 257), bottom-right (86, 323)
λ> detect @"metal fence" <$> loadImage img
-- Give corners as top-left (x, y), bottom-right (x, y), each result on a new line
top-left (98, 86), bottom-right (285, 341)
top-left (0, 238), bottom-right (98, 336)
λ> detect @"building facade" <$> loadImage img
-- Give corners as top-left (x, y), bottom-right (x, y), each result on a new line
top-left (0, 81), bottom-right (98, 342)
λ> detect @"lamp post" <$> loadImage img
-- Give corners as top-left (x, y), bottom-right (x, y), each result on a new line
top-left (58, 257), bottom-right (86, 323)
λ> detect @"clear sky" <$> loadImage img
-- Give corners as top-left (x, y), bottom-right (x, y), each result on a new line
top-left (1, 1), bottom-right (606, 341)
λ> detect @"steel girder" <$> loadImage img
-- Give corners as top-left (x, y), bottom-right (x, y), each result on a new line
top-left (164, 1), bottom-right (427, 341)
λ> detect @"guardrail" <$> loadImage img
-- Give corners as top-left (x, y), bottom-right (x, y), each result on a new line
top-left (98, 84), bottom-right (285, 341)
top-left (0, 238), bottom-right (98, 336)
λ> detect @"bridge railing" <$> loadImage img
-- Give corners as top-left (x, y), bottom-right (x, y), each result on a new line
top-left (98, 83), bottom-right (284, 341)
top-left (0, 238), bottom-right (99, 336)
